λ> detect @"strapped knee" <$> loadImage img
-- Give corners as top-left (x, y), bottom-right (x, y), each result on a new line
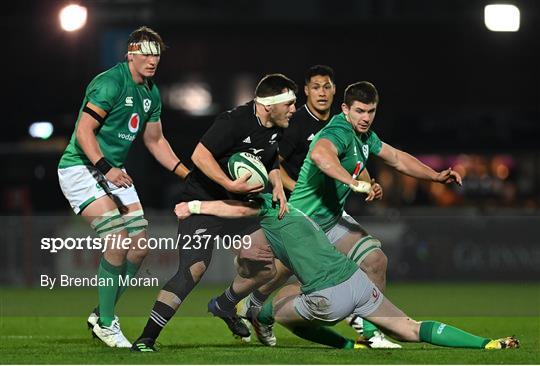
top-left (123, 209), bottom-right (148, 237)
top-left (90, 209), bottom-right (125, 238)
top-left (163, 253), bottom-right (212, 302)
top-left (346, 235), bottom-right (382, 265)
top-left (163, 267), bottom-right (196, 302)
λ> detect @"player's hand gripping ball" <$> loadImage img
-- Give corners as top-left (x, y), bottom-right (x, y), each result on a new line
top-left (228, 152), bottom-right (268, 189)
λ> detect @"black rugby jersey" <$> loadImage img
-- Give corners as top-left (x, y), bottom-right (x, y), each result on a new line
top-left (279, 104), bottom-right (330, 181)
top-left (183, 101), bottom-right (281, 200)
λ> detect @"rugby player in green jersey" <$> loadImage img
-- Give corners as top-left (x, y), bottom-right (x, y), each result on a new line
top-left (165, 194), bottom-right (518, 351)
top-left (235, 81), bottom-right (459, 348)
top-left (58, 26), bottom-right (189, 347)
top-left (287, 81), bottom-right (462, 346)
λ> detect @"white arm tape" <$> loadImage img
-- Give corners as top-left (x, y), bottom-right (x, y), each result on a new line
top-left (349, 180), bottom-right (372, 193)
top-left (188, 200), bottom-right (202, 214)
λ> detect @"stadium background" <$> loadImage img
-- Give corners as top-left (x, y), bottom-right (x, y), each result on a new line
top-left (0, 1), bottom-right (539, 363)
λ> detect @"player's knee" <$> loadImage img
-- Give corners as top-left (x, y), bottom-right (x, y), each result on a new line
top-left (124, 209), bottom-right (148, 237)
top-left (361, 249), bottom-right (388, 276)
top-left (267, 266), bottom-right (292, 288)
top-left (90, 209), bottom-right (125, 238)
top-left (236, 257), bottom-right (275, 282)
top-left (128, 237), bottom-right (149, 262)
top-left (255, 261), bottom-right (277, 282)
top-left (275, 283), bottom-right (301, 300)
top-left (162, 260), bottom-right (207, 301)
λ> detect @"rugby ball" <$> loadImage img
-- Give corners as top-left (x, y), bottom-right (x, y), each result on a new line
top-left (228, 152), bottom-right (268, 189)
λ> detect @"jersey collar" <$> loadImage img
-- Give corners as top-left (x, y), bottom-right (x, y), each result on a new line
top-left (304, 104), bottom-right (331, 123)
top-left (253, 100), bottom-right (264, 127)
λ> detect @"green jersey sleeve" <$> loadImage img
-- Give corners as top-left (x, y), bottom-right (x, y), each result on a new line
top-left (317, 123), bottom-right (353, 155)
top-left (148, 86), bottom-right (162, 122)
top-left (366, 130), bottom-right (382, 155)
top-left (86, 75), bottom-right (121, 112)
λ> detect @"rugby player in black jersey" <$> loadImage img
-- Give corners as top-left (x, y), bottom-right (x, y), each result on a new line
top-left (131, 74), bottom-right (297, 351)
top-left (280, 65), bottom-right (336, 192)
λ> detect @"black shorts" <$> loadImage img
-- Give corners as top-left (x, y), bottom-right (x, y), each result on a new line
top-left (176, 214), bottom-right (261, 256)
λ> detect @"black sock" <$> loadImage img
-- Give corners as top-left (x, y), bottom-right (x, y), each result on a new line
top-left (248, 290), bottom-right (269, 308)
top-left (138, 301), bottom-right (176, 342)
top-left (216, 284), bottom-right (242, 312)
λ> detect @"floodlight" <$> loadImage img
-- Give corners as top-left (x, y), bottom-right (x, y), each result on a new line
top-left (484, 4), bottom-right (520, 32)
top-left (59, 4), bottom-right (87, 32)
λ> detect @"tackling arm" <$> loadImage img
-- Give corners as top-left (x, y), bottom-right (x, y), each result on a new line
top-left (268, 168), bottom-right (284, 192)
top-left (174, 200), bottom-right (261, 220)
top-left (310, 139), bottom-right (357, 185)
top-left (143, 121), bottom-right (189, 179)
top-left (310, 138), bottom-right (378, 194)
top-left (377, 142), bottom-right (462, 185)
top-left (310, 138), bottom-right (373, 189)
top-left (268, 167), bottom-right (289, 218)
top-left (279, 155), bottom-right (296, 192)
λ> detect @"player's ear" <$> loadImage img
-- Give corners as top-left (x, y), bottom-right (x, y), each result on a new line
top-left (341, 102), bottom-right (349, 115)
top-left (304, 85), bottom-right (309, 96)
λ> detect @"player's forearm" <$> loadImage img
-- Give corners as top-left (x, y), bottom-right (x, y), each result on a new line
top-left (279, 164), bottom-right (296, 191)
top-left (146, 137), bottom-right (189, 179)
top-left (76, 125), bottom-right (106, 164)
top-left (199, 200), bottom-right (260, 218)
top-left (268, 169), bottom-right (284, 191)
top-left (192, 143), bottom-right (232, 188)
top-left (394, 151), bottom-right (438, 181)
top-left (311, 146), bottom-right (355, 186)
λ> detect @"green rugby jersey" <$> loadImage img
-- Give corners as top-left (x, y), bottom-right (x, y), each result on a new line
top-left (257, 193), bottom-right (358, 293)
top-left (289, 112), bottom-right (382, 231)
top-left (59, 62), bottom-right (162, 168)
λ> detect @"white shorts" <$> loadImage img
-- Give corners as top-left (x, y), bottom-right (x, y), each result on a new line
top-left (58, 165), bottom-right (140, 214)
top-left (324, 212), bottom-right (382, 264)
top-left (294, 270), bottom-right (384, 324)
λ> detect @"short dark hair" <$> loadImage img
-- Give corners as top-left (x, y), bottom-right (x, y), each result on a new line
top-left (255, 74), bottom-right (298, 98)
top-left (344, 81), bottom-right (379, 107)
top-left (304, 65), bottom-right (335, 85)
top-left (127, 26), bottom-right (166, 53)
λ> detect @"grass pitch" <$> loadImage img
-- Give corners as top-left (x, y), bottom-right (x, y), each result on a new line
top-left (1, 283), bottom-right (539, 364)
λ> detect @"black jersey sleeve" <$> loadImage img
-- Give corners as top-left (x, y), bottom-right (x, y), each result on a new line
top-left (279, 121), bottom-right (299, 159)
top-left (200, 113), bottom-right (239, 157)
top-left (270, 149), bottom-right (280, 171)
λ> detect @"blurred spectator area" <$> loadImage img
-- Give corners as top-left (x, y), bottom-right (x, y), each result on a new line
top-left (361, 153), bottom-right (540, 210)
top-left (2, 0), bottom-right (539, 213)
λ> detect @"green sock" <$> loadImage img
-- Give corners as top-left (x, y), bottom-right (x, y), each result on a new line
top-left (97, 257), bottom-right (123, 327)
top-left (362, 319), bottom-right (378, 338)
top-left (420, 321), bottom-right (491, 349)
top-left (257, 301), bottom-right (274, 325)
top-left (291, 325), bottom-right (354, 349)
top-left (115, 260), bottom-right (139, 304)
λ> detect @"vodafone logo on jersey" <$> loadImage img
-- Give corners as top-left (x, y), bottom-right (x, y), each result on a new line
top-left (128, 113), bottom-right (140, 133)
